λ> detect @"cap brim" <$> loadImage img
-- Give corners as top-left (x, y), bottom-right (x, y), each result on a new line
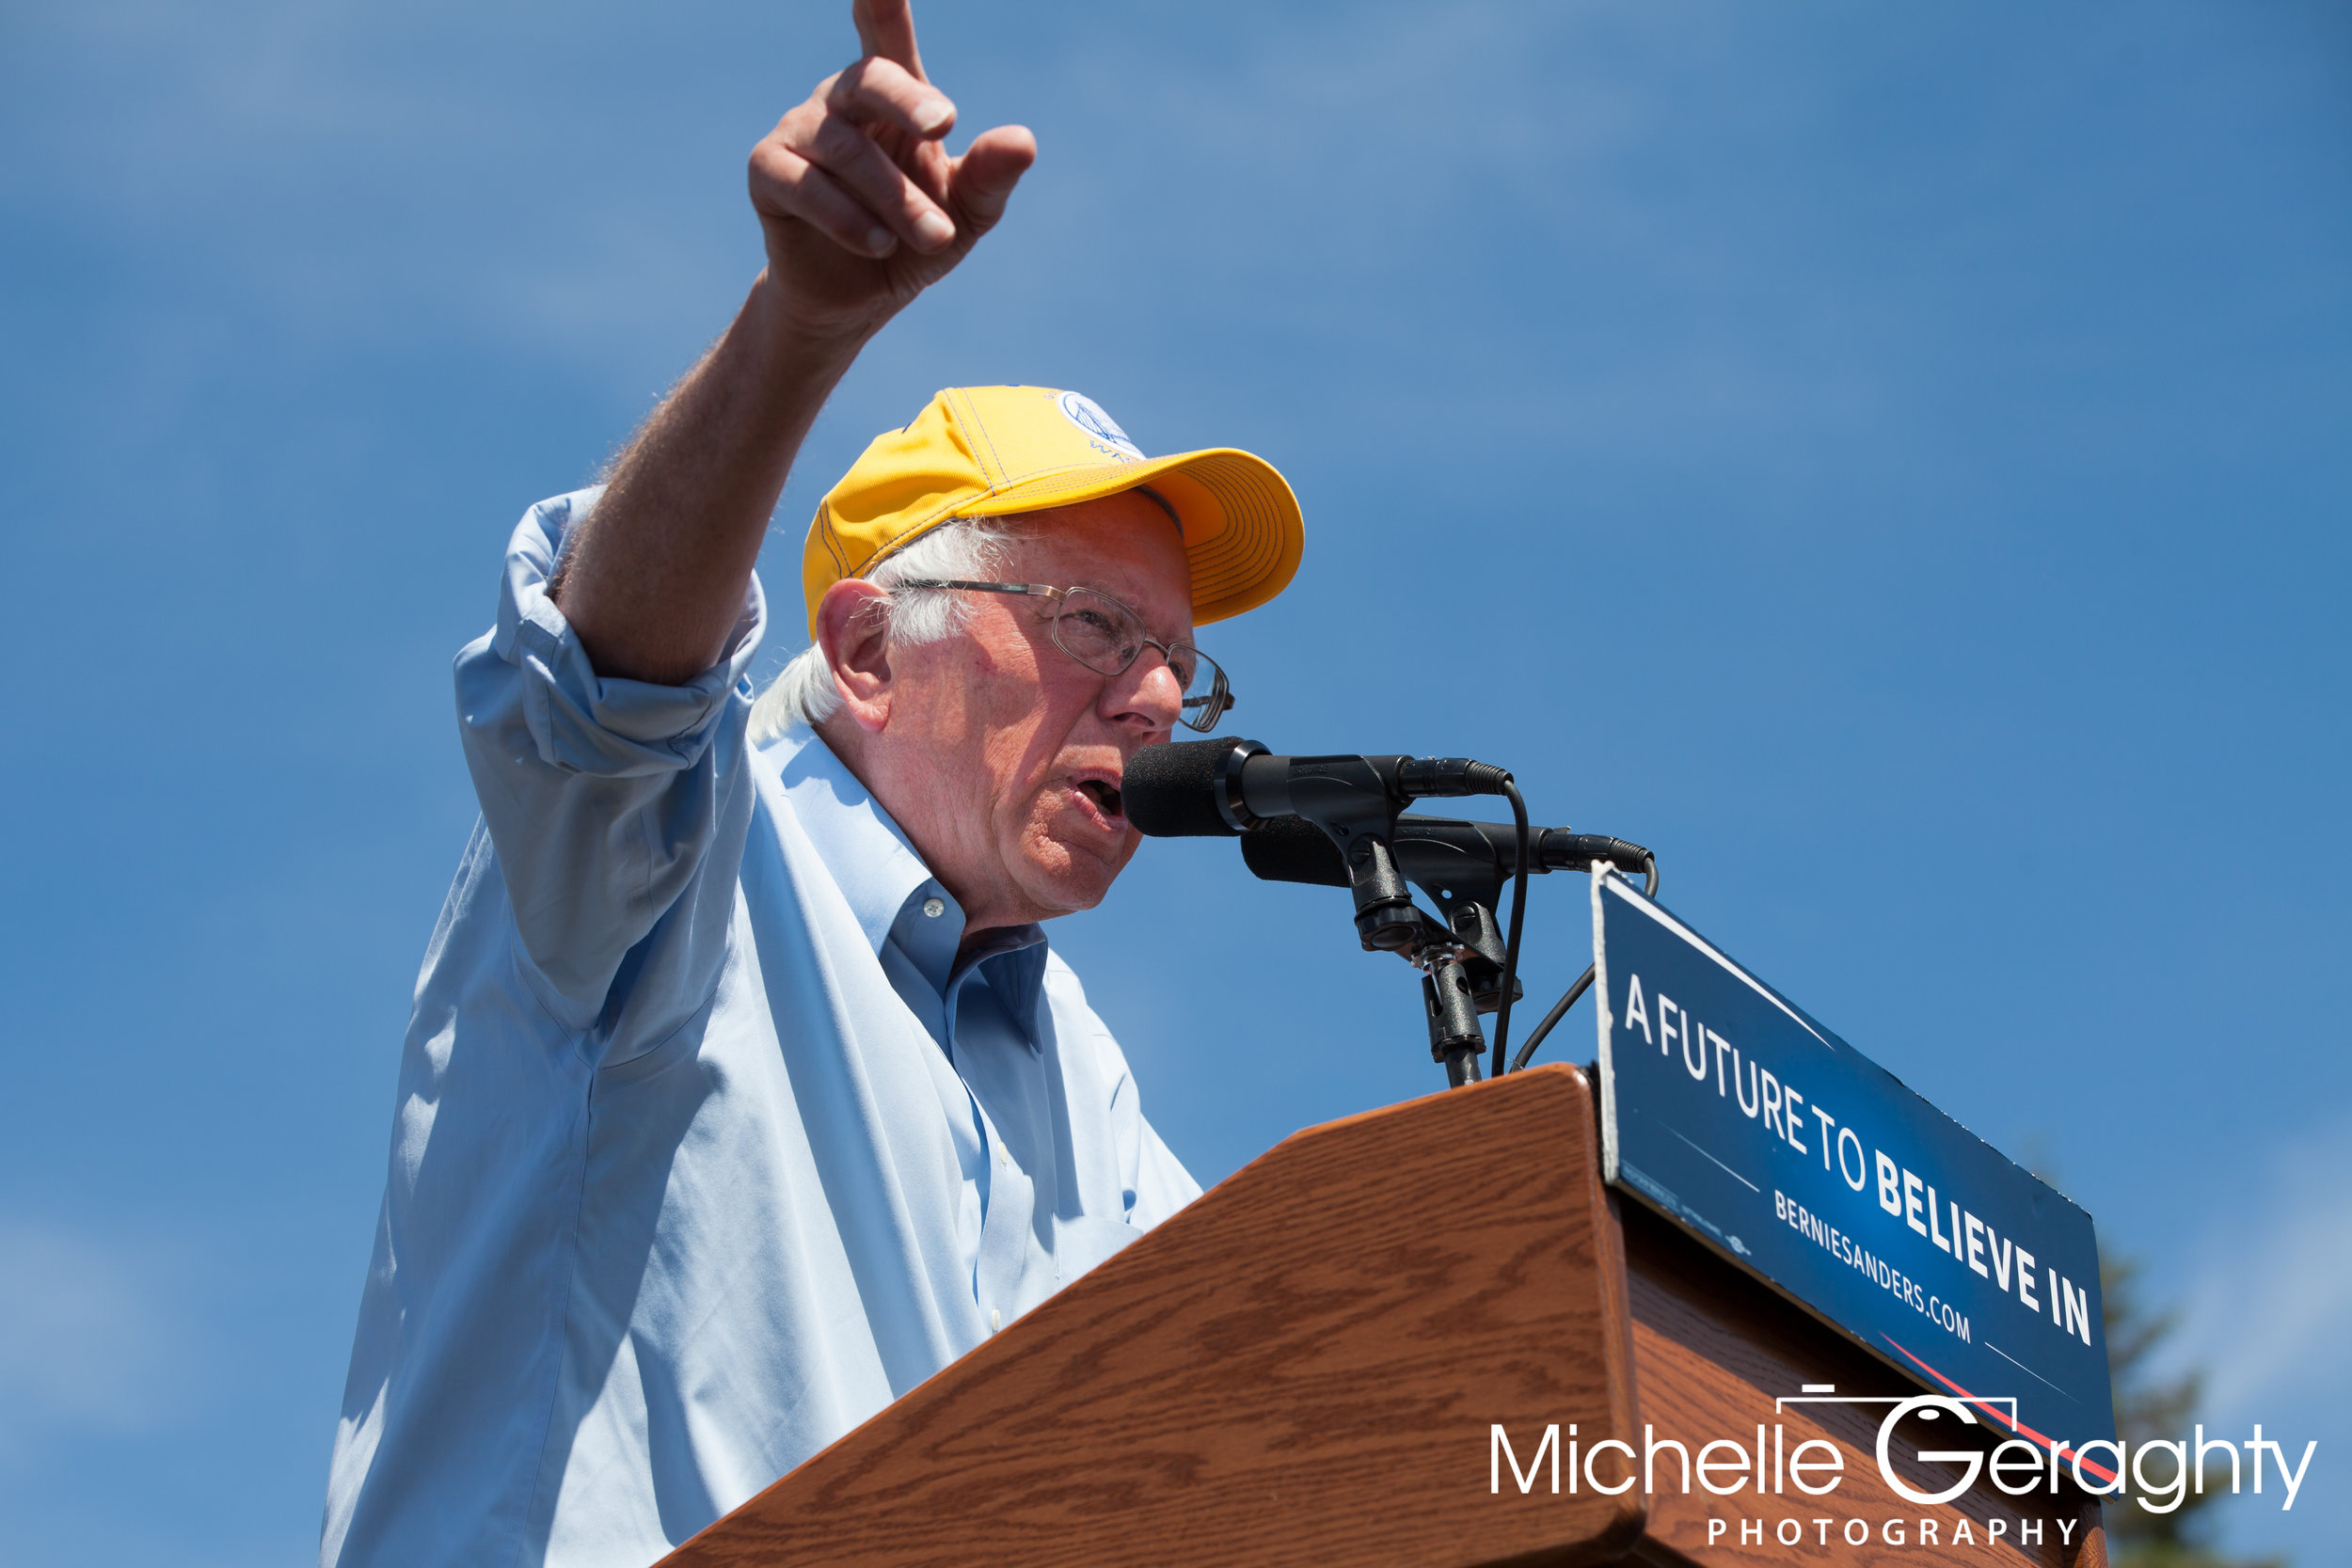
top-left (959, 449), bottom-right (1304, 627)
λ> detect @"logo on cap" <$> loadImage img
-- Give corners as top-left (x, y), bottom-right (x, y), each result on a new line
top-left (1057, 391), bottom-right (1145, 461)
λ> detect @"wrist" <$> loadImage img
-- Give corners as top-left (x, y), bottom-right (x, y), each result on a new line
top-left (742, 270), bottom-right (886, 367)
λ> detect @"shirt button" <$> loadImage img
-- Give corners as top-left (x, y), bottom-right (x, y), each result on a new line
top-left (990, 1307), bottom-right (1003, 1334)
top-left (997, 1146), bottom-right (1009, 1168)
top-left (922, 896), bottom-right (946, 918)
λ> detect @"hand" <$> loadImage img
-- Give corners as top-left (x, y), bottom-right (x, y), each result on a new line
top-left (749, 0), bottom-right (1036, 342)
top-left (553, 0), bottom-right (1027, 683)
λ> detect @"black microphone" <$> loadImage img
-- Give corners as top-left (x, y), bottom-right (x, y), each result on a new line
top-left (1239, 814), bottom-right (1653, 887)
top-left (1233, 814), bottom-right (1347, 883)
top-left (1123, 736), bottom-right (1515, 839)
top-left (1122, 736), bottom-right (1261, 838)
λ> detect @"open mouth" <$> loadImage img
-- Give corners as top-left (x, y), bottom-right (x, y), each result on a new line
top-left (1075, 778), bottom-right (1123, 820)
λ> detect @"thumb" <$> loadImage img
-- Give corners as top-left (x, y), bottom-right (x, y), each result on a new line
top-left (945, 125), bottom-right (1037, 238)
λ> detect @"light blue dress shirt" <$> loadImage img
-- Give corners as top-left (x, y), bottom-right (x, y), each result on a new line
top-left (320, 490), bottom-right (1201, 1568)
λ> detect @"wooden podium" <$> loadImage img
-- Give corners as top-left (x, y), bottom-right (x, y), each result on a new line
top-left (659, 1066), bottom-right (2106, 1567)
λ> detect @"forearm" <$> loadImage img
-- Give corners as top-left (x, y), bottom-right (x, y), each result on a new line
top-left (553, 272), bottom-right (872, 685)
top-left (547, 0), bottom-right (1031, 682)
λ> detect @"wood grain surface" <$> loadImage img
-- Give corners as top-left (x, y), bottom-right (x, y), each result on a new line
top-left (1617, 1202), bottom-right (2106, 1568)
top-left (660, 1064), bottom-right (1645, 1568)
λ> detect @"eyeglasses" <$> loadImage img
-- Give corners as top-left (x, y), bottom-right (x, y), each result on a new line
top-left (892, 579), bottom-right (1235, 732)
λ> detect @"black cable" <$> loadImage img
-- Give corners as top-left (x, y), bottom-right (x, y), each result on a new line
top-left (1508, 851), bottom-right (1661, 1073)
top-left (1510, 964), bottom-right (1595, 1074)
top-left (1486, 778), bottom-right (1532, 1081)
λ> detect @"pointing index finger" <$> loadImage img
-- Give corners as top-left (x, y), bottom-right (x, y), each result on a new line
top-left (851, 0), bottom-right (925, 80)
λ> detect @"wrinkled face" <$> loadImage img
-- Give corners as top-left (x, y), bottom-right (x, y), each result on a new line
top-left (863, 491), bottom-right (1195, 928)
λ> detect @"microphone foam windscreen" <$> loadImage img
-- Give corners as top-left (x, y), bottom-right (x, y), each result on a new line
top-left (1239, 817), bottom-right (1349, 887)
top-left (1123, 737), bottom-right (1246, 837)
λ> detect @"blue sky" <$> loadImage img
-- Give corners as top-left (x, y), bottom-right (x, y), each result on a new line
top-left (2, 2), bottom-right (2344, 1561)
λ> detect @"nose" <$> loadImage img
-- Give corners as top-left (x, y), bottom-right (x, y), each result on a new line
top-left (1103, 643), bottom-right (1185, 735)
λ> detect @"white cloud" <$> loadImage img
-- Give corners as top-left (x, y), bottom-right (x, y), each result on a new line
top-left (4, 0), bottom-right (763, 383)
top-left (2159, 1114), bottom-right (2352, 1560)
top-left (0, 1218), bottom-right (190, 1455)
top-left (2169, 1113), bottom-right (2352, 1419)
top-left (3, 0), bottom-right (1939, 456)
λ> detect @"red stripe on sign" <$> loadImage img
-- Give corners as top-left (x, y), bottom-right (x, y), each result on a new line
top-left (1878, 1332), bottom-right (2120, 1486)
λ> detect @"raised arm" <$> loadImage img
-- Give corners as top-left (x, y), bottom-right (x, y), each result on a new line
top-left (551, 0), bottom-right (1035, 685)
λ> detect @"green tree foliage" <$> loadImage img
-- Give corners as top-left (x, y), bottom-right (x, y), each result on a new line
top-left (2103, 1252), bottom-right (2280, 1568)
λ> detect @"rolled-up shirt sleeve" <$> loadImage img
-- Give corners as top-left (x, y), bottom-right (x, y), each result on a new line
top-left (453, 488), bottom-right (766, 1025)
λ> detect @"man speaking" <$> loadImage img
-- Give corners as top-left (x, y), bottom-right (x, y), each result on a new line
top-left (317, 5), bottom-right (1303, 1563)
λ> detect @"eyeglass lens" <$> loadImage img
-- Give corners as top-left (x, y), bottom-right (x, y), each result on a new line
top-left (1051, 589), bottom-right (1228, 731)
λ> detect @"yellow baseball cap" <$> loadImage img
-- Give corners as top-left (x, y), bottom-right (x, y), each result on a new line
top-left (801, 386), bottom-right (1304, 637)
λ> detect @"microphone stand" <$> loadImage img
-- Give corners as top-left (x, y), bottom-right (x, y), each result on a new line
top-left (1284, 797), bottom-right (1486, 1088)
top-left (1414, 866), bottom-right (1522, 1088)
top-left (1420, 924), bottom-right (1488, 1087)
top-left (1140, 739), bottom-right (1548, 1089)
top-left (1349, 830), bottom-right (1529, 1089)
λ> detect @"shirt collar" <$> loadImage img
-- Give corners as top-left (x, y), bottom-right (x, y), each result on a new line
top-left (768, 726), bottom-right (935, 956)
top-left (765, 727), bottom-right (1048, 1024)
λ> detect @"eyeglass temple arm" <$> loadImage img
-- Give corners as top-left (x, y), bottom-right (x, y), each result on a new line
top-left (893, 578), bottom-right (1051, 595)
top-left (895, 578), bottom-right (1232, 719)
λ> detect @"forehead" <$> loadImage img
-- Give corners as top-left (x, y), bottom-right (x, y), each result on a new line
top-left (1009, 493), bottom-right (1195, 635)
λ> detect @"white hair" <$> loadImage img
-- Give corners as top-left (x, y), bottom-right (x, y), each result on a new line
top-left (748, 515), bottom-right (1038, 746)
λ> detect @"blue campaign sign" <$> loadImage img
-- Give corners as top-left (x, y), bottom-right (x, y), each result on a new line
top-left (1589, 870), bottom-right (2119, 1463)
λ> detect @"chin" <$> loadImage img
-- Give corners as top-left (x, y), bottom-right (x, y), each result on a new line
top-left (1017, 838), bottom-right (1129, 917)
top-left (1012, 805), bottom-right (1134, 915)
top-left (1022, 862), bottom-right (1119, 917)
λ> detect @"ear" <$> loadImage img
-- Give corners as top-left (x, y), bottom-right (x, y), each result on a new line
top-left (815, 579), bottom-right (895, 734)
